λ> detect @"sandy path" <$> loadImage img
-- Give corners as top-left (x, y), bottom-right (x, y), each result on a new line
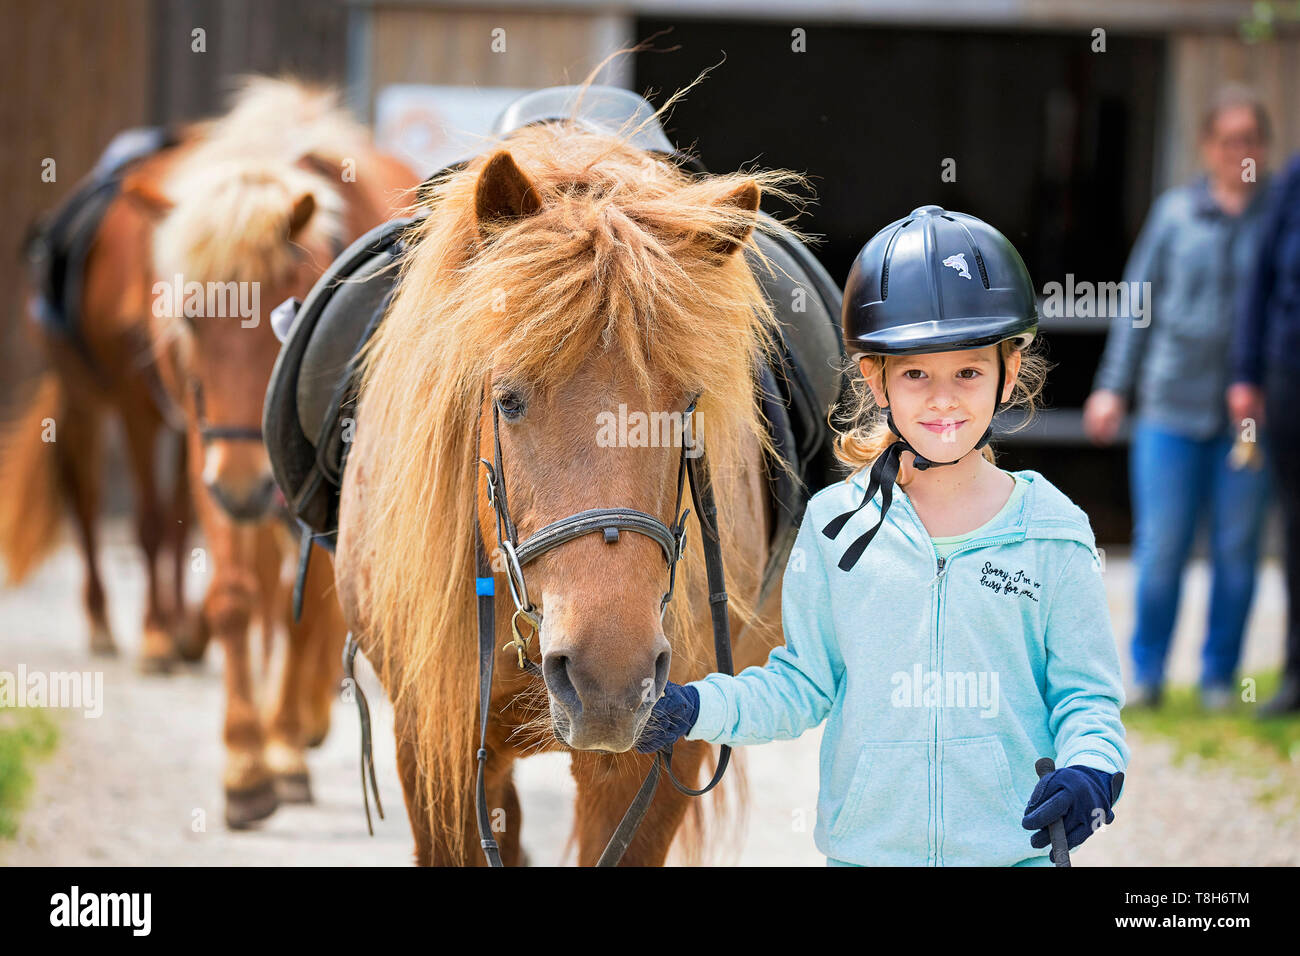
top-left (1, 520), bottom-right (1293, 865)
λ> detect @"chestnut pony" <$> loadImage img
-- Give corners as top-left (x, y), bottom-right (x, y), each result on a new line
top-left (335, 119), bottom-right (804, 864)
top-left (131, 78), bottom-right (419, 827)
top-left (1, 134), bottom-right (200, 671)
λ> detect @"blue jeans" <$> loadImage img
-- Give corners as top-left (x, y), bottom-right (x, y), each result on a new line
top-left (1128, 417), bottom-right (1271, 689)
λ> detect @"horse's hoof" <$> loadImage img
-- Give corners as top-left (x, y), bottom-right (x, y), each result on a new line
top-left (225, 780), bottom-right (279, 829)
top-left (273, 772), bottom-right (313, 805)
top-left (305, 730), bottom-right (328, 749)
top-left (137, 653), bottom-right (176, 676)
top-left (89, 625), bottom-right (117, 657)
top-left (175, 613), bottom-right (210, 663)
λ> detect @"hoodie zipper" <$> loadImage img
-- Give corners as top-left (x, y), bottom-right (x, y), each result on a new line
top-left (891, 490), bottom-right (1024, 866)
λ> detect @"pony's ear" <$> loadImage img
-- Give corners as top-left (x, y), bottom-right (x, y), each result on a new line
top-left (288, 193), bottom-right (317, 239)
top-left (474, 151), bottom-right (542, 233)
top-left (121, 172), bottom-right (174, 219)
top-left (699, 180), bottom-right (761, 258)
top-left (296, 153), bottom-right (339, 181)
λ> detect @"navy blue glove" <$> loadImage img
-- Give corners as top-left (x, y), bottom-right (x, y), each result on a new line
top-left (634, 681), bottom-right (699, 753)
top-left (1022, 765), bottom-right (1122, 851)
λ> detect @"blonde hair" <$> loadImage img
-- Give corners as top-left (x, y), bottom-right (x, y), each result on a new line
top-left (831, 337), bottom-right (1052, 483)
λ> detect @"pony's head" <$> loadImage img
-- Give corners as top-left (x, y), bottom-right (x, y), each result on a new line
top-left (352, 116), bottom-right (803, 845)
top-left (135, 157), bottom-right (344, 521)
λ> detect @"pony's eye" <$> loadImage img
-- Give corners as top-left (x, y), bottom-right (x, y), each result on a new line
top-left (496, 392), bottom-right (526, 420)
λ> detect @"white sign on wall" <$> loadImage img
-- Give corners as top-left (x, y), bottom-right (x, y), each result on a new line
top-left (373, 84), bottom-right (533, 177)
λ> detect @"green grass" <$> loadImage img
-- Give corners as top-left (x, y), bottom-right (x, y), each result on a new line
top-left (0, 704), bottom-right (59, 838)
top-left (1122, 669), bottom-right (1300, 814)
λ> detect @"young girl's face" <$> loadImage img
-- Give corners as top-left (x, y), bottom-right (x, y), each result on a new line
top-left (862, 345), bottom-right (1021, 461)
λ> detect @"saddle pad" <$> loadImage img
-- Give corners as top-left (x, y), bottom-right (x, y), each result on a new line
top-left (264, 217), bottom-right (415, 542)
top-left (26, 126), bottom-right (177, 342)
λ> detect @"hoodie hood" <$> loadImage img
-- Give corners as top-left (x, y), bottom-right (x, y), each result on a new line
top-left (844, 465), bottom-right (1097, 552)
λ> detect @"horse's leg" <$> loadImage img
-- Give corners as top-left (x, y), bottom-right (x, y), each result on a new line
top-left (191, 437), bottom-right (278, 827)
top-left (206, 545), bottom-right (277, 826)
top-left (569, 745), bottom-right (705, 866)
top-left (263, 526), bottom-right (317, 804)
top-left (52, 393), bottom-right (115, 657)
top-left (390, 699), bottom-right (525, 866)
top-left (119, 400), bottom-right (176, 673)
top-left (299, 545), bottom-right (344, 748)
top-left (166, 429), bottom-right (204, 660)
top-left (392, 699), bottom-right (437, 865)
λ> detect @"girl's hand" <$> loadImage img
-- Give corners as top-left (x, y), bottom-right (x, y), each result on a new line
top-left (1022, 765), bottom-right (1123, 851)
top-left (633, 681), bottom-right (700, 753)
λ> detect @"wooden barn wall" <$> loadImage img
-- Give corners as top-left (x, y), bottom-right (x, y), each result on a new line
top-left (148, 0), bottom-right (349, 122)
top-left (358, 4), bottom-right (634, 116)
top-left (1160, 32), bottom-right (1300, 193)
top-left (0, 0), bottom-right (153, 413)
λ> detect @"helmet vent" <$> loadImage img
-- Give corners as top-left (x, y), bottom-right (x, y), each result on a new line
top-left (972, 248), bottom-right (990, 289)
top-left (880, 220), bottom-right (912, 301)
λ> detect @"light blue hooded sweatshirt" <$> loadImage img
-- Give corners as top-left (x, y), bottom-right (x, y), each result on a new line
top-left (685, 468), bottom-right (1129, 866)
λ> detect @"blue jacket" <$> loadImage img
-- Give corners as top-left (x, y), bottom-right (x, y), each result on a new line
top-left (1234, 153), bottom-right (1300, 386)
top-left (1092, 175), bottom-right (1274, 439)
top-left (685, 468), bottom-right (1129, 866)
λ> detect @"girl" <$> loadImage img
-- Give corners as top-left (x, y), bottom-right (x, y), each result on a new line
top-left (637, 205), bottom-right (1129, 866)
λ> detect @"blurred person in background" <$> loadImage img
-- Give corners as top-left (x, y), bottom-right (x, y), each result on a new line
top-left (1083, 84), bottom-right (1275, 711)
top-left (1230, 148), bottom-right (1300, 717)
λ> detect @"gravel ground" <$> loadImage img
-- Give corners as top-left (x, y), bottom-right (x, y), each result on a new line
top-left (0, 519), bottom-right (1294, 866)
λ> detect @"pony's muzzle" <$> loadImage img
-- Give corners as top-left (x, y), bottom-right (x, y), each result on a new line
top-left (205, 473), bottom-right (278, 523)
top-left (543, 636), bottom-right (671, 751)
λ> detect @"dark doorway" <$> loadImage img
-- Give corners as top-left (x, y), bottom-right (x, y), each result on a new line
top-left (636, 21), bottom-right (1167, 542)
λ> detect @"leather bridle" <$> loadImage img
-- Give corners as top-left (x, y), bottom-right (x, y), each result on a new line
top-left (343, 388), bottom-right (738, 865)
top-left (474, 388), bottom-right (735, 866)
top-left (189, 376), bottom-right (264, 444)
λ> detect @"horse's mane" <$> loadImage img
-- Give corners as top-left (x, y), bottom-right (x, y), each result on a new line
top-left (190, 74), bottom-right (373, 167)
top-left (352, 102), bottom-right (807, 861)
top-left (149, 77), bottom-right (358, 307)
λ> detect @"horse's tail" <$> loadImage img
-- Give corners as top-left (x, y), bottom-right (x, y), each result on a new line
top-left (0, 372), bottom-right (73, 584)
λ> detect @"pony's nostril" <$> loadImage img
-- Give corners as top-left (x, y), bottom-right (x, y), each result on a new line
top-left (651, 648), bottom-right (671, 706)
top-left (542, 653), bottom-right (582, 719)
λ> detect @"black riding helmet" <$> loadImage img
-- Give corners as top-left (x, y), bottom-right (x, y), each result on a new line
top-left (823, 205), bottom-right (1038, 572)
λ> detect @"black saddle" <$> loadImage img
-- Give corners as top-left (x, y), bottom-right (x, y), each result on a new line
top-left (264, 87), bottom-right (846, 604)
top-left (25, 127), bottom-right (178, 351)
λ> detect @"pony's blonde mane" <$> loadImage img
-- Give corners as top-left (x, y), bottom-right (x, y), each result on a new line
top-left (352, 114), bottom-right (807, 861)
top-left (190, 74), bottom-right (373, 167)
top-left (149, 77), bottom-right (359, 318)
top-left (152, 159), bottom-right (344, 288)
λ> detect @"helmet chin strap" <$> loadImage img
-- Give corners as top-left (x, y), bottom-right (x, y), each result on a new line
top-left (822, 352), bottom-right (1006, 572)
